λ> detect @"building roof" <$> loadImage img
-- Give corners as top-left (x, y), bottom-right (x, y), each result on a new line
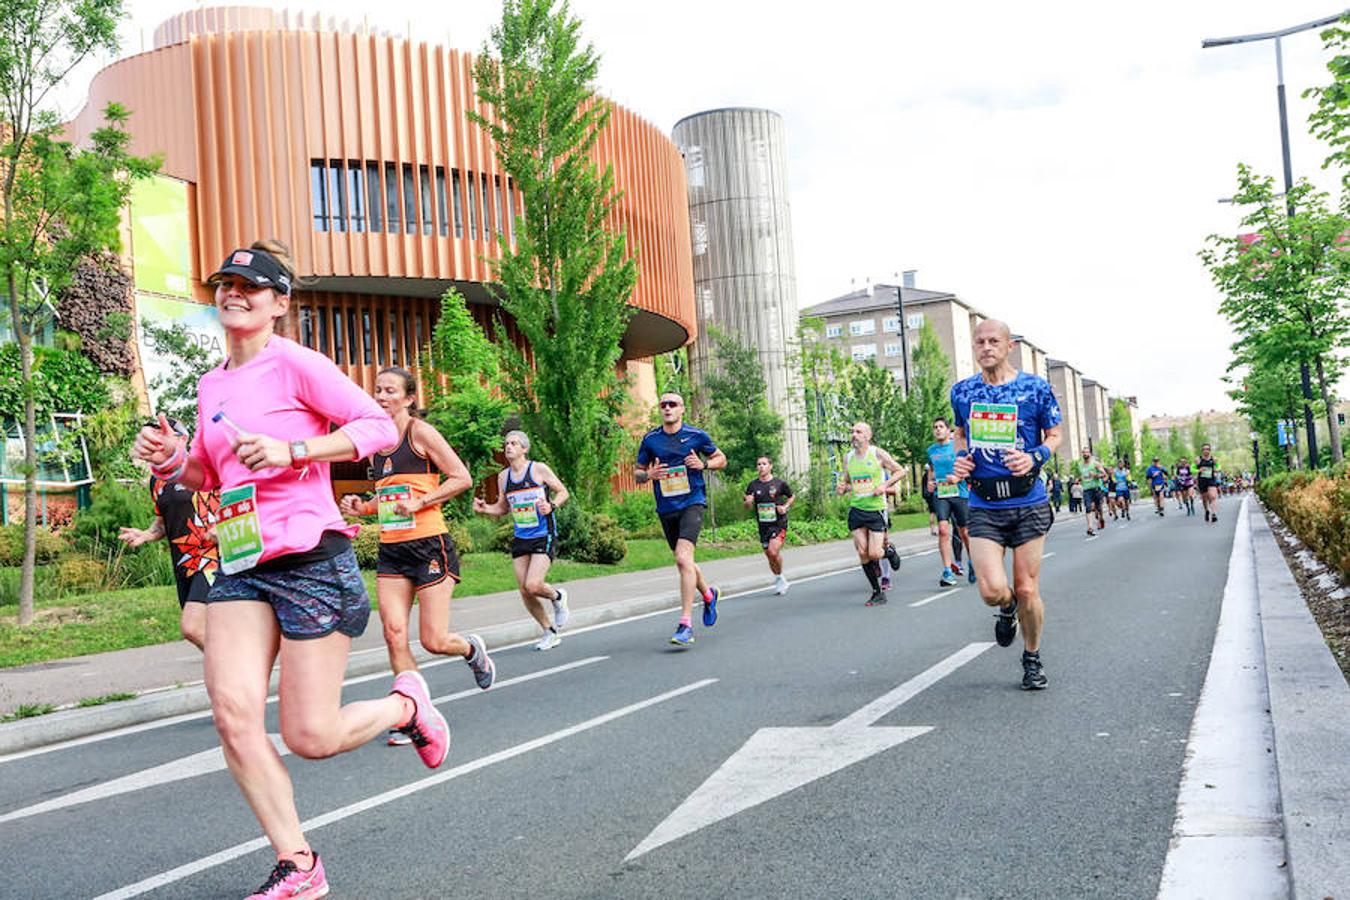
top-left (799, 285), bottom-right (959, 319)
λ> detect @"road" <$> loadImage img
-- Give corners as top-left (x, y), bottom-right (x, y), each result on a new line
top-left (0, 504), bottom-right (1239, 899)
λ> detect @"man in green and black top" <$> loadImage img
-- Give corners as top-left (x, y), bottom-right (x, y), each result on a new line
top-left (1196, 443), bottom-right (1221, 523)
top-left (744, 455), bottom-right (794, 595)
top-left (1070, 447), bottom-right (1109, 537)
top-left (837, 422), bottom-right (905, 606)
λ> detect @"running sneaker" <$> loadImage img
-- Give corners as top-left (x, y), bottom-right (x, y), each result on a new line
top-left (967, 565), bottom-right (977, 584)
top-left (1085, 528), bottom-right (1096, 538)
top-left (390, 671), bottom-right (450, 769)
top-left (670, 623), bottom-right (695, 646)
top-left (994, 599), bottom-right (1018, 647)
top-left (880, 575), bottom-right (891, 591)
top-left (884, 543), bottom-right (903, 570)
top-left (246, 855), bottom-right (329, 900)
top-left (534, 629), bottom-right (561, 651)
top-left (1210, 514), bottom-right (1218, 524)
top-left (773, 574), bottom-right (790, 595)
top-left (949, 561), bottom-right (964, 577)
top-left (702, 586), bottom-right (720, 627)
top-left (386, 728), bottom-right (412, 747)
top-left (465, 634), bottom-right (496, 690)
top-left (939, 568), bottom-right (957, 587)
top-left (866, 589), bottom-right (888, 606)
top-left (1204, 510), bottom-right (1211, 522)
top-left (552, 587), bottom-right (570, 629)
top-left (1021, 652), bottom-right (1047, 690)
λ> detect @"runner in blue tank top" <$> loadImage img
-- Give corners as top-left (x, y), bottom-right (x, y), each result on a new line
top-left (926, 417), bottom-right (975, 587)
top-left (951, 320), bottom-right (1063, 690)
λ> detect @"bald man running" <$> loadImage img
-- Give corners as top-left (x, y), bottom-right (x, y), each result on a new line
top-left (837, 421), bottom-right (905, 606)
top-left (951, 320), bottom-right (1063, 690)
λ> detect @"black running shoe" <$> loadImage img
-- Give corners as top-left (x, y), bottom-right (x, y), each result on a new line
top-left (866, 589), bottom-right (887, 606)
top-left (1021, 652), bottom-right (1047, 690)
top-left (884, 543), bottom-right (903, 570)
top-left (994, 599), bottom-right (1018, 647)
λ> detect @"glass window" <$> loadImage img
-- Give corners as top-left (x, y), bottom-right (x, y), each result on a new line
top-left (385, 163), bottom-right (400, 233)
top-left (691, 220), bottom-right (708, 256)
top-left (494, 176), bottom-right (504, 236)
top-left (332, 308), bottom-right (345, 364)
top-left (413, 312), bottom-right (424, 366)
top-left (402, 164), bottom-right (416, 235)
top-left (328, 160), bottom-right (347, 233)
top-left (825, 324), bottom-right (842, 338)
top-left (466, 173), bottom-right (478, 239)
top-left (375, 310), bottom-right (387, 365)
top-left (884, 342), bottom-right (903, 357)
top-left (419, 166), bottom-right (433, 236)
top-left (480, 173), bottom-right (491, 238)
top-left (388, 310), bottom-right (400, 365)
top-left (435, 167), bottom-right (449, 238)
top-left (851, 344), bottom-right (878, 361)
top-left (299, 306), bottom-right (314, 348)
top-left (907, 312), bottom-right (925, 330)
top-left (684, 145), bottom-right (705, 188)
top-left (451, 170), bottom-right (464, 238)
top-left (361, 310), bottom-right (373, 365)
top-left (882, 316), bottom-right (900, 333)
top-left (347, 163), bottom-right (365, 233)
top-left (505, 178), bottom-right (515, 244)
top-left (366, 163), bottom-right (382, 232)
top-left (310, 161), bottom-right (328, 232)
top-left (317, 306), bottom-right (329, 354)
top-left (849, 320), bottom-right (875, 336)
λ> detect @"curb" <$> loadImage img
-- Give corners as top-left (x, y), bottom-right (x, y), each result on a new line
top-left (0, 538), bottom-right (936, 756)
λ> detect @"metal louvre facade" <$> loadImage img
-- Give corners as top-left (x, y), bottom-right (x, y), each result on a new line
top-left (673, 108), bottom-right (807, 474)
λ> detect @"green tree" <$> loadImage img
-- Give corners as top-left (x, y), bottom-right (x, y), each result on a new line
top-left (142, 320), bottom-right (217, 427)
top-left (1166, 426), bottom-right (1190, 462)
top-left (1306, 14), bottom-right (1350, 187)
top-left (701, 326), bottom-right (783, 480)
top-left (470, 0), bottom-right (638, 506)
top-left (1109, 398), bottom-right (1135, 465)
top-left (894, 322), bottom-right (954, 479)
top-left (425, 288), bottom-right (512, 490)
top-left (795, 317), bottom-right (852, 516)
top-left (839, 360), bottom-right (904, 456)
top-left (1189, 415), bottom-right (1208, 458)
top-left (652, 348), bottom-right (689, 403)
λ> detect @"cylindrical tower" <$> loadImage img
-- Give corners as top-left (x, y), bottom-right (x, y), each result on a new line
top-left (672, 108), bottom-right (808, 475)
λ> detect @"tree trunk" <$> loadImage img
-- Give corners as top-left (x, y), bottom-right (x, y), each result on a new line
top-left (1314, 354), bottom-right (1344, 465)
top-left (7, 272), bottom-right (38, 625)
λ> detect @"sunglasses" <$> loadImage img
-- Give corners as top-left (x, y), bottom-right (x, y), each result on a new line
top-left (659, 400), bottom-right (681, 409)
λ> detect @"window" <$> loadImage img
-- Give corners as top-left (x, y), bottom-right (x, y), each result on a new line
top-left (347, 163), bottom-right (365, 233)
top-left (387, 311), bottom-right (400, 365)
top-left (299, 307), bottom-right (314, 347)
top-left (418, 166), bottom-right (433, 235)
top-left (366, 163), bottom-right (382, 232)
top-left (691, 220), bottom-right (708, 256)
top-left (451, 170), bottom-right (464, 238)
top-left (361, 310), bottom-right (373, 365)
top-left (906, 312), bottom-right (925, 330)
top-left (402, 165), bottom-right (416, 235)
top-left (884, 342), bottom-right (903, 357)
top-left (684, 145), bottom-right (705, 188)
top-left (851, 344), bottom-right (878, 361)
top-left (435, 167), bottom-right (449, 237)
top-left (332, 308), bottom-right (346, 364)
top-left (882, 316), bottom-right (900, 333)
top-left (375, 310), bottom-right (387, 365)
top-left (385, 163), bottom-right (400, 233)
top-left (310, 161), bottom-right (328, 232)
top-left (327, 161), bottom-right (347, 233)
top-left (825, 324), bottom-right (842, 338)
top-left (480, 173), bottom-right (491, 237)
top-left (466, 173), bottom-right (478, 239)
top-left (849, 319), bottom-right (875, 336)
top-left (317, 306), bottom-right (329, 354)
top-left (494, 176), bottom-right (504, 236)
top-left (505, 178), bottom-right (516, 244)
top-left (413, 312), bottom-right (424, 367)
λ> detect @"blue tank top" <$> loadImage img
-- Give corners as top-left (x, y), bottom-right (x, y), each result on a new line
top-left (504, 462), bottom-right (554, 540)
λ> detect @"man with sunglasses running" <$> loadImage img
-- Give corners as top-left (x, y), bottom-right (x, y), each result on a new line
top-left (636, 392), bottom-right (728, 647)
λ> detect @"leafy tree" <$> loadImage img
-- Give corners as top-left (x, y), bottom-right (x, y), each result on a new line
top-left (425, 288), bottom-right (512, 490)
top-left (893, 322), bottom-right (953, 479)
top-left (470, 0), bottom-right (638, 506)
top-left (2, 0), bottom-right (158, 624)
top-left (701, 326), bottom-right (783, 480)
top-left (795, 317), bottom-right (852, 517)
top-left (839, 358), bottom-right (904, 458)
top-left (1306, 15), bottom-right (1350, 188)
top-left (1109, 398), bottom-right (1135, 465)
top-left (1166, 426), bottom-right (1190, 462)
top-left (1189, 415), bottom-right (1209, 459)
top-left (141, 320), bottom-right (217, 427)
top-left (652, 348), bottom-right (690, 404)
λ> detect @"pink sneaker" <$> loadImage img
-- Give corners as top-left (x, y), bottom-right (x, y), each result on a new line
top-left (247, 854), bottom-right (329, 899)
top-left (391, 671), bottom-right (450, 768)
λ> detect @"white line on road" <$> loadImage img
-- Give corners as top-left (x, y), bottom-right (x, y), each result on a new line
top-left (1042, 552), bottom-right (1056, 560)
top-left (835, 642), bottom-right (994, 729)
top-left (908, 588), bottom-right (961, 608)
top-left (93, 678), bottom-right (718, 900)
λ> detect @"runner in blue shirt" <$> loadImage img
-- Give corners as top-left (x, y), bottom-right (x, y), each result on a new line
top-left (951, 320), bottom-right (1063, 690)
top-left (1145, 457), bottom-right (1169, 517)
top-left (635, 392), bottom-right (727, 647)
top-left (926, 417), bottom-right (975, 587)
top-left (1111, 461), bottom-right (1132, 521)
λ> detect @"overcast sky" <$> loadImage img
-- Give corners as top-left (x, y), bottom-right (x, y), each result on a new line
top-left (59, 1), bottom-right (1350, 419)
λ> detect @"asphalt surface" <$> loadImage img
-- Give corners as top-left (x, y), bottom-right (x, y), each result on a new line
top-left (0, 503), bottom-right (1239, 899)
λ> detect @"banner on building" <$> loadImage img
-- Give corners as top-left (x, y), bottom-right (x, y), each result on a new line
top-left (130, 175), bottom-right (192, 298)
top-left (135, 294), bottom-right (226, 409)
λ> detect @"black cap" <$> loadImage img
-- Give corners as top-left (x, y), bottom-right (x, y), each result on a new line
top-left (207, 248), bottom-right (292, 295)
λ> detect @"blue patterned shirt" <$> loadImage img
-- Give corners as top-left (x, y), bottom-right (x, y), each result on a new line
top-left (950, 371), bottom-right (1063, 510)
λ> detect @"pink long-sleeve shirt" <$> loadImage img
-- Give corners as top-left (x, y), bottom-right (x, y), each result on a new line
top-left (189, 336), bottom-right (397, 566)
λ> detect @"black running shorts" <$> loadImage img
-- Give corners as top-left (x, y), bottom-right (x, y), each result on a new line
top-left (847, 508), bottom-right (888, 533)
top-left (758, 524), bottom-right (787, 549)
top-left (511, 534), bottom-right (557, 560)
top-left (932, 495), bottom-right (970, 527)
top-left (660, 504), bottom-right (705, 550)
top-left (377, 533), bottom-right (461, 589)
top-left (968, 503), bottom-right (1054, 548)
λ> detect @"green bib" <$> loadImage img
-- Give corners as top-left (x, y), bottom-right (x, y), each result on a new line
top-left (847, 449), bottom-right (887, 511)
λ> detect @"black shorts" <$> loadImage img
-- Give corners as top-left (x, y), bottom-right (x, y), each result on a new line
top-left (377, 533), bottom-right (460, 589)
top-left (758, 524), bottom-right (787, 549)
top-left (173, 570), bottom-right (213, 608)
top-left (1083, 487), bottom-right (1103, 509)
top-left (932, 495), bottom-right (970, 527)
top-left (660, 504), bottom-right (705, 550)
top-left (922, 493), bottom-right (936, 514)
top-left (511, 534), bottom-right (557, 560)
top-left (1197, 478), bottom-right (1217, 492)
top-left (968, 503), bottom-right (1054, 548)
top-left (1151, 483), bottom-right (1165, 495)
top-left (847, 507), bottom-right (888, 533)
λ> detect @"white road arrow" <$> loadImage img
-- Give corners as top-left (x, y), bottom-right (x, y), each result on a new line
top-left (626, 641), bottom-right (994, 861)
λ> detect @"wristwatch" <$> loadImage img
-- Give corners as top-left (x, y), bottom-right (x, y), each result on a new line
top-left (289, 440), bottom-right (310, 470)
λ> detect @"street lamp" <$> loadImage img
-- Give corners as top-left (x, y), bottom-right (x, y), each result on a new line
top-left (1250, 430), bottom-right (1262, 480)
top-left (1202, 9), bottom-right (1348, 469)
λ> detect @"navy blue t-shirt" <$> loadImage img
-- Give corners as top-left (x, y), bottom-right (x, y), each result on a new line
top-left (950, 371), bottom-right (1063, 510)
top-left (636, 424), bottom-right (719, 515)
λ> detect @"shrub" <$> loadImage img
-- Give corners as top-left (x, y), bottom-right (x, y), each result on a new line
top-left (0, 523), bottom-right (66, 566)
top-left (71, 481), bottom-right (154, 552)
top-left (353, 523), bottom-right (380, 569)
top-left (461, 513), bottom-right (499, 554)
top-left (57, 557), bottom-right (108, 594)
top-left (1258, 468), bottom-right (1350, 579)
top-left (446, 519), bottom-right (474, 555)
top-left (555, 504), bottom-right (626, 564)
top-left (607, 489), bottom-right (656, 534)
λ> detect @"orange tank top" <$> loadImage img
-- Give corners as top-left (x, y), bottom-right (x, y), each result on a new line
top-left (370, 421), bottom-right (448, 543)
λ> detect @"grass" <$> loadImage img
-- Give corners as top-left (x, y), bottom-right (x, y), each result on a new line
top-left (76, 691), bottom-right (138, 708)
top-left (1, 702), bottom-right (56, 722)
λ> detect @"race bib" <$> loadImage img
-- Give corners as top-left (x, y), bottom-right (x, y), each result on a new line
top-left (1199, 465), bottom-right (1214, 479)
top-left (507, 487), bottom-right (544, 529)
top-left (217, 484), bottom-right (264, 575)
top-left (937, 482), bottom-right (960, 499)
top-left (968, 402), bottom-right (1019, 451)
top-left (660, 465), bottom-right (691, 497)
top-left (757, 501), bottom-right (779, 523)
top-left (851, 474), bottom-right (875, 496)
top-left (378, 484), bottom-right (417, 532)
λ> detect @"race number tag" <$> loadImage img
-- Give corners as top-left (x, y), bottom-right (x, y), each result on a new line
top-left (937, 482), bottom-right (961, 499)
top-left (968, 403), bottom-right (1019, 451)
top-left (1198, 465), bottom-right (1214, 479)
top-left (757, 501), bottom-right (779, 523)
top-left (507, 487), bottom-right (544, 529)
top-left (377, 484), bottom-right (416, 532)
top-left (217, 484), bottom-right (264, 574)
top-left (851, 474), bottom-right (875, 496)
top-left (660, 465), bottom-right (691, 497)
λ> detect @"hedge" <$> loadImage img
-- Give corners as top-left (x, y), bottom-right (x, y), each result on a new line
top-left (1257, 467), bottom-right (1350, 579)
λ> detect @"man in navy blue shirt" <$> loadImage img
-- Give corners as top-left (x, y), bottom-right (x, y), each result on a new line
top-left (1145, 457), bottom-right (1169, 517)
top-left (636, 392), bottom-right (727, 647)
top-left (951, 320), bottom-right (1063, 690)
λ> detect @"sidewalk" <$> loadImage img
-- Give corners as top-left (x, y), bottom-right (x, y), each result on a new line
top-left (0, 528), bottom-right (942, 754)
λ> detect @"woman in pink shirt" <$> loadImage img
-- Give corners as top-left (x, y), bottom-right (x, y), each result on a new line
top-left (133, 240), bottom-right (450, 900)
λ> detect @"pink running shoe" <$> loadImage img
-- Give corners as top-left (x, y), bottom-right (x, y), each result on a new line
top-left (247, 854), bottom-right (329, 899)
top-left (391, 670), bottom-right (450, 768)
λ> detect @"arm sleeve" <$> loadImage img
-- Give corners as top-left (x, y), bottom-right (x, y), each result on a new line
top-left (781, 480), bottom-right (794, 498)
top-left (1039, 382), bottom-right (1064, 431)
top-left (698, 430), bottom-right (719, 455)
top-left (950, 385), bottom-right (966, 431)
top-left (291, 345), bottom-right (397, 457)
top-left (636, 435), bottom-right (653, 466)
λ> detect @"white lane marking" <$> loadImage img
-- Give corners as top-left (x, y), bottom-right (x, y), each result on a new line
top-left (0, 658), bottom-right (608, 824)
top-left (94, 678), bottom-right (718, 900)
top-left (1157, 497), bottom-right (1286, 898)
top-left (908, 588), bottom-right (961, 608)
top-left (1042, 552), bottom-right (1056, 560)
top-left (626, 643), bottom-right (992, 861)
